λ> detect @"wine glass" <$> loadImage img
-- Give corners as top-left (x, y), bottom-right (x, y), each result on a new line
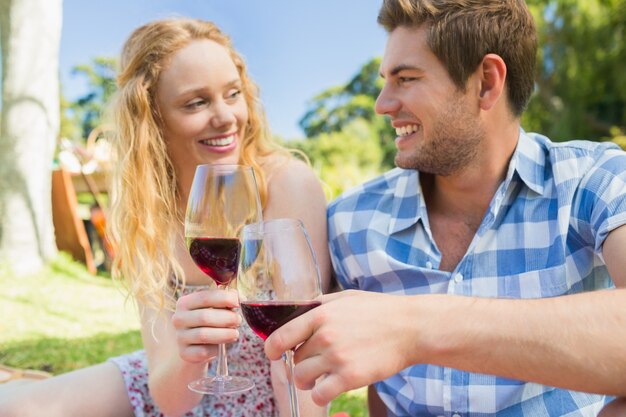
top-left (184, 164), bottom-right (261, 395)
top-left (238, 218), bottom-right (323, 417)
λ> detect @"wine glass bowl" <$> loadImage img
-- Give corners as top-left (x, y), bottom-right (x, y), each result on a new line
top-left (239, 218), bottom-right (322, 416)
top-left (184, 164), bottom-right (261, 395)
top-left (187, 237), bottom-right (241, 286)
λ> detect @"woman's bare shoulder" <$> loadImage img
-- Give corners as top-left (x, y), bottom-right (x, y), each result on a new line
top-left (262, 155), bottom-right (327, 219)
top-left (266, 156), bottom-right (321, 193)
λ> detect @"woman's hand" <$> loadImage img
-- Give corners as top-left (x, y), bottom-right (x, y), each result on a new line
top-left (171, 287), bottom-right (242, 364)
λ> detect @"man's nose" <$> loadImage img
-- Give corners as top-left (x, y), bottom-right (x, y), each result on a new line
top-left (375, 84), bottom-right (400, 116)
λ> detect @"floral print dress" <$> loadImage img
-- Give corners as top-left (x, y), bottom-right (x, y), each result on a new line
top-left (109, 285), bottom-right (276, 417)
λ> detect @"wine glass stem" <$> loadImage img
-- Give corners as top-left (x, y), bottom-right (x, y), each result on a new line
top-left (215, 343), bottom-right (229, 380)
top-left (284, 349), bottom-right (300, 417)
top-left (214, 284), bottom-right (230, 381)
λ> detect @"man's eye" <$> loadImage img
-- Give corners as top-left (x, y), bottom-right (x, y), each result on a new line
top-left (398, 77), bottom-right (416, 85)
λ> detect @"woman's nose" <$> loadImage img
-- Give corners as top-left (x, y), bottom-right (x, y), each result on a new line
top-left (210, 101), bottom-right (237, 129)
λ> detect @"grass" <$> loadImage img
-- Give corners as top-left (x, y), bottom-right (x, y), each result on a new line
top-left (0, 253), bottom-right (141, 374)
top-left (0, 253), bottom-right (368, 415)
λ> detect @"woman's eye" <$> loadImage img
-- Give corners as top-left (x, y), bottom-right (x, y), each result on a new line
top-left (184, 99), bottom-right (207, 109)
top-left (227, 89), bottom-right (242, 100)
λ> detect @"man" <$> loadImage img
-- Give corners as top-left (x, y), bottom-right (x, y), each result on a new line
top-left (265, 0), bottom-right (626, 416)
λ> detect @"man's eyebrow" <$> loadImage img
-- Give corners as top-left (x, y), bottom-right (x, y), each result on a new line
top-left (379, 64), bottom-right (423, 79)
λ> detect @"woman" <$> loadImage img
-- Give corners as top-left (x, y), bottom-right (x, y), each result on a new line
top-left (0, 17), bottom-right (330, 417)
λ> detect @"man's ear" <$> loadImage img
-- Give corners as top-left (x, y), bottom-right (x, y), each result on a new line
top-left (477, 53), bottom-right (507, 111)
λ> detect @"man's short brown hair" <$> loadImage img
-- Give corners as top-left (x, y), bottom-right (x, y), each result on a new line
top-left (378, 0), bottom-right (537, 116)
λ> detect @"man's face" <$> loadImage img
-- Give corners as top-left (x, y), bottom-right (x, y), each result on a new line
top-left (375, 25), bottom-right (484, 175)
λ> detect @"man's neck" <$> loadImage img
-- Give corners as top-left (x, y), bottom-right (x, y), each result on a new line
top-left (418, 123), bottom-right (520, 272)
top-left (422, 122), bottom-right (520, 221)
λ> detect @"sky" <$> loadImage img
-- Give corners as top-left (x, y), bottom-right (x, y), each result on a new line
top-left (60, 0), bottom-right (389, 139)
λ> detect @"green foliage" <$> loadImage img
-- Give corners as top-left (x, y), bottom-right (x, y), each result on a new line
top-left (299, 58), bottom-right (383, 137)
top-left (524, 0), bottom-right (626, 140)
top-left (0, 253), bottom-right (369, 414)
top-left (58, 1), bottom-right (625, 200)
top-left (297, 0), bottom-right (625, 193)
top-left (65, 57), bottom-right (118, 141)
top-left (59, 91), bottom-right (81, 142)
top-left (610, 126), bottom-right (626, 149)
top-left (299, 58), bottom-right (397, 169)
top-left (0, 252), bottom-right (141, 374)
top-left (329, 387), bottom-right (369, 417)
top-left (1, 331), bottom-right (142, 375)
top-left (289, 118), bottom-right (385, 199)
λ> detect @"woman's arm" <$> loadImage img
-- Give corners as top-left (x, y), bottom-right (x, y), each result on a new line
top-left (140, 287), bottom-right (242, 417)
top-left (263, 157), bottom-right (332, 293)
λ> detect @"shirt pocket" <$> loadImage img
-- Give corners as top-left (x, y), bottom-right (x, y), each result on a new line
top-left (501, 264), bottom-right (570, 298)
top-left (362, 254), bottom-right (450, 295)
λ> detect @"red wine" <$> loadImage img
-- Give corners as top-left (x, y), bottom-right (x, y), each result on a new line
top-left (188, 237), bottom-right (241, 285)
top-left (240, 300), bottom-right (321, 340)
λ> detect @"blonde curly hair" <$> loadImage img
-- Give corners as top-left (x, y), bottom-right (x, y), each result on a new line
top-left (107, 17), bottom-right (289, 312)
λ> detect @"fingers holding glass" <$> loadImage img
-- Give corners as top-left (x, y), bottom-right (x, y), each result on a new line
top-left (238, 218), bottom-right (323, 416)
top-left (184, 164), bottom-right (261, 395)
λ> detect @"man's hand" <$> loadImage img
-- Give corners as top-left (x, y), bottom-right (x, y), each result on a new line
top-left (265, 290), bottom-right (418, 406)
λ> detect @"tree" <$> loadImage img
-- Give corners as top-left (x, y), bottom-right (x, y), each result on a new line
top-left (524, 0), bottom-right (626, 140)
top-left (290, 118), bottom-right (385, 198)
top-left (299, 0), bottom-right (626, 178)
top-left (66, 57), bottom-right (117, 141)
top-left (0, 0), bottom-right (62, 274)
top-left (299, 58), bottom-right (397, 169)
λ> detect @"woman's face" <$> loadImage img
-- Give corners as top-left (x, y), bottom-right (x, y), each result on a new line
top-left (156, 39), bottom-right (249, 189)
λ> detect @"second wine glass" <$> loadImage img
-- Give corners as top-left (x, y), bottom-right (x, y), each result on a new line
top-left (184, 164), bottom-right (261, 395)
top-left (238, 218), bottom-right (323, 417)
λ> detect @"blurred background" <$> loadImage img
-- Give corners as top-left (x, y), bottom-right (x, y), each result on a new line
top-left (59, 0), bottom-right (626, 199)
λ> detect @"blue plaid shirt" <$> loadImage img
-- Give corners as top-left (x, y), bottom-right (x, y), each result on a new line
top-left (328, 131), bottom-right (626, 417)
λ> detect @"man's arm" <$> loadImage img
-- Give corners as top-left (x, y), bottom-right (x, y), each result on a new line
top-left (266, 226), bottom-right (626, 406)
top-left (424, 224), bottom-right (626, 396)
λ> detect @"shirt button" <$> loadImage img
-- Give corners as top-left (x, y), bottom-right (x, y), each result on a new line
top-left (453, 273), bottom-right (463, 283)
top-left (453, 414), bottom-right (461, 417)
top-left (425, 261), bottom-right (433, 269)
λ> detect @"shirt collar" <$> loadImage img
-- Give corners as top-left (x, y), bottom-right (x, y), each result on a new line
top-left (388, 169), bottom-right (423, 235)
top-left (387, 129), bottom-right (546, 235)
top-left (510, 129), bottom-right (546, 196)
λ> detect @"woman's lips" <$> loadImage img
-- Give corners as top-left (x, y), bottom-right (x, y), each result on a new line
top-left (198, 133), bottom-right (237, 153)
